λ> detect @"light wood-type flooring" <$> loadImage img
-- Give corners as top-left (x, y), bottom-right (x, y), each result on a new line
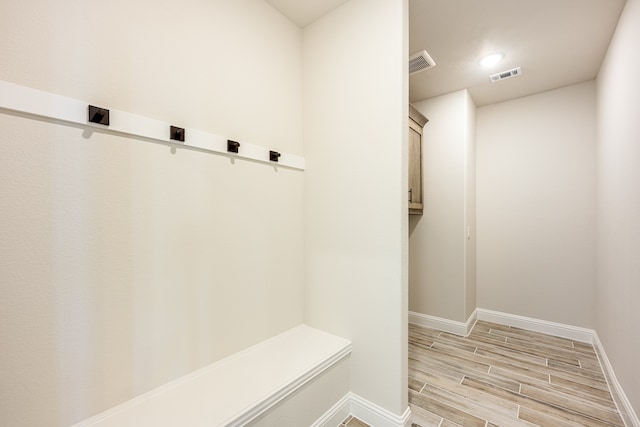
top-left (340, 415), bottom-right (371, 427)
top-left (409, 321), bottom-right (625, 427)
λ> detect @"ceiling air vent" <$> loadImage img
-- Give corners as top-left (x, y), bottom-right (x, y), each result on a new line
top-left (409, 50), bottom-right (436, 75)
top-left (490, 66), bottom-right (522, 83)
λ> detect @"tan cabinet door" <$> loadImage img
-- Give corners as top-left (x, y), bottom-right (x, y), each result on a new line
top-left (409, 119), bottom-right (423, 214)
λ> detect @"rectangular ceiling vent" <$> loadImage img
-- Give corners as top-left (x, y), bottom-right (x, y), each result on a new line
top-left (409, 50), bottom-right (436, 75)
top-left (490, 67), bottom-right (522, 83)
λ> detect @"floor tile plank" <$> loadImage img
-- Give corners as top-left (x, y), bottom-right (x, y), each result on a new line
top-left (462, 376), bottom-right (613, 427)
top-left (409, 376), bottom-right (426, 392)
top-left (409, 403), bottom-right (444, 427)
top-left (518, 405), bottom-right (587, 427)
top-left (421, 383), bottom-right (534, 427)
top-left (409, 389), bottom-right (486, 427)
top-left (547, 358), bottom-right (606, 381)
top-left (549, 374), bottom-right (613, 399)
top-left (520, 383), bottom-right (624, 426)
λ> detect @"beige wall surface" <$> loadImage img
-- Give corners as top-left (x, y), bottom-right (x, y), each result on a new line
top-left (596, 0), bottom-right (640, 413)
top-left (0, 1), bottom-right (304, 426)
top-left (476, 81), bottom-right (597, 329)
top-left (464, 91), bottom-right (477, 320)
top-left (303, 0), bottom-right (409, 415)
top-left (410, 90), bottom-right (475, 323)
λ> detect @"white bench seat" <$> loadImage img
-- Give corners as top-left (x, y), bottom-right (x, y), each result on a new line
top-left (72, 325), bottom-right (352, 427)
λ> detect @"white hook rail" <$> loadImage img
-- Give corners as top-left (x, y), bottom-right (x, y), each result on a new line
top-left (0, 79), bottom-right (305, 171)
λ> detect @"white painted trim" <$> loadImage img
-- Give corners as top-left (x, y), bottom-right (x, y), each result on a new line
top-left (350, 394), bottom-right (412, 427)
top-left (0, 79), bottom-right (305, 170)
top-left (310, 393), bottom-right (352, 427)
top-left (466, 308), bottom-right (478, 334)
top-left (313, 393), bottom-right (411, 427)
top-left (593, 333), bottom-right (640, 427)
top-left (475, 308), bottom-right (595, 343)
top-left (227, 343), bottom-right (352, 426)
top-left (409, 310), bottom-right (477, 337)
top-left (409, 311), bottom-right (467, 336)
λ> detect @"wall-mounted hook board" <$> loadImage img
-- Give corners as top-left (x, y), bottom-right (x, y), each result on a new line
top-left (0, 80), bottom-right (305, 171)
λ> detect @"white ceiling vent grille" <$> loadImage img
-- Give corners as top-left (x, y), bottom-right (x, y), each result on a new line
top-left (490, 67), bottom-right (522, 83)
top-left (409, 50), bottom-right (436, 75)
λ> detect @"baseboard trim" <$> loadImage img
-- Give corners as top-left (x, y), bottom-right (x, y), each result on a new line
top-left (466, 308), bottom-right (478, 334)
top-left (312, 393), bottom-right (411, 427)
top-left (350, 393), bottom-right (412, 427)
top-left (593, 333), bottom-right (640, 427)
top-left (409, 309), bottom-right (477, 337)
top-left (475, 308), bottom-right (594, 343)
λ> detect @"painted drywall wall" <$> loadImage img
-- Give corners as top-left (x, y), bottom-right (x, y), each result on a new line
top-left (464, 91), bottom-right (477, 320)
top-left (409, 90), bottom-right (476, 323)
top-left (303, 0), bottom-right (409, 416)
top-left (476, 81), bottom-right (597, 329)
top-left (0, 1), bottom-right (304, 426)
top-left (596, 0), bottom-right (640, 413)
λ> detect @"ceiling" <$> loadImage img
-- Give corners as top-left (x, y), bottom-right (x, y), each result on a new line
top-left (264, 0), bottom-right (350, 28)
top-left (267, 0), bottom-right (626, 106)
top-left (409, 0), bottom-right (625, 106)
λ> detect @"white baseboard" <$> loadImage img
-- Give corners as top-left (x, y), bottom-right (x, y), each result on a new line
top-left (312, 393), bottom-right (411, 427)
top-left (475, 308), bottom-right (594, 343)
top-left (409, 309), bottom-right (477, 336)
top-left (593, 333), bottom-right (640, 427)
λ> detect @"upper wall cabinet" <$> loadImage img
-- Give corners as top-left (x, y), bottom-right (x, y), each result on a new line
top-left (409, 104), bottom-right (428, 215)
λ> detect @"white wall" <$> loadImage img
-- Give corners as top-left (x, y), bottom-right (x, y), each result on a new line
top-left (476, 81), bottom-right (597, 328)
top-left (409, 90), bottom-right (476, 323)
top-left (0, 1), bottom-right (304, 426)
top-left (303, 0), bottom-right (409, 416)
top-left (596, 0), bottom-right (640, 413)
top-left (465, 91), bottom-right (477, 320)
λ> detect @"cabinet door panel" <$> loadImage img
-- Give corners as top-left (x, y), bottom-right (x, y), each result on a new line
top-left (409, 122), bottom-right (423, 214)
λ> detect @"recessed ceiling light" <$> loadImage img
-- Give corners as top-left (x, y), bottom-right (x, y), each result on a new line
top-left (479, 53), bottom-right (504, 68)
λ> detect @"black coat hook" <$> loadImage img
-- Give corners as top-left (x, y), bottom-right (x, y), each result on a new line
top-left (227, 140), bottom-right (240, 153)
top-left (88, 105), bottom-right (109, 126)
top-left (170, 126), bottom-right (185, 142)
top-left (269, 151), bottom-right (281, 162)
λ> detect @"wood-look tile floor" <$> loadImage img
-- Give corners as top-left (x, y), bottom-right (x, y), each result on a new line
top-left (409, 321), bottom-right (625, 427)
top-left (339, 415), bottom-right (371, 427)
